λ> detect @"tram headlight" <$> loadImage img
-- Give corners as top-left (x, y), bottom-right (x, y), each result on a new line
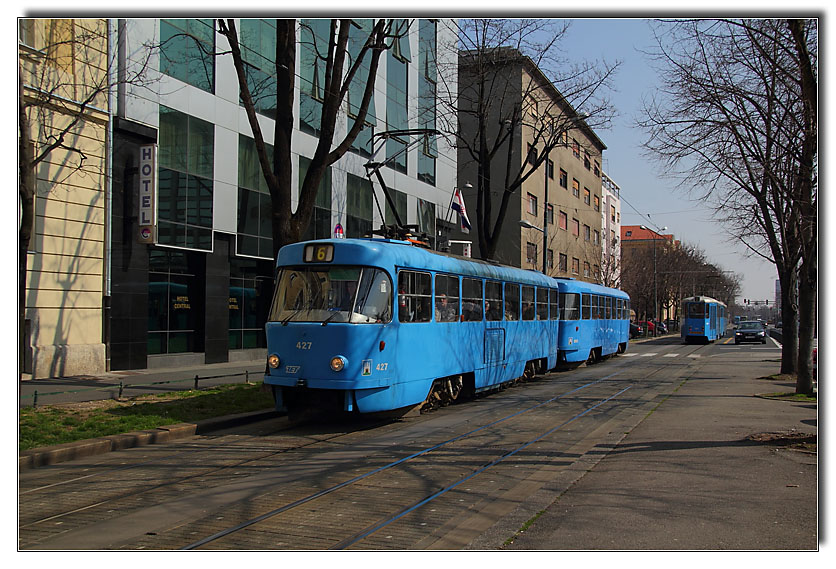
top-left (268, 354), bottom-right (281, 369)
top-left (330, 355), bottom-right (347, 372)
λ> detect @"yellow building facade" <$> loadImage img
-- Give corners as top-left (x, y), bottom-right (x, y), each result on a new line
top-left (19, 19), bottom-right (109, 378)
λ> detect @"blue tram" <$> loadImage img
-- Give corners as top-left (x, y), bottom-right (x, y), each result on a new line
top-left (554, 278), bottom-right (631, 364)
top-left (264, 238), bottom-right (561, 415)
top-left (680, 295), bottom-right (727, 343)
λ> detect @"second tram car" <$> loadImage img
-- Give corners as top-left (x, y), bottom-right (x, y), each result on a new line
top-left (680, 295), bottom-right (728, 343)
top-left (555, 278), bottom-right (631, 364)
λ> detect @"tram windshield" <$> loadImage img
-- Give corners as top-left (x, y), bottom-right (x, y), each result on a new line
top-left (270, 266), bottom-right (393, 324)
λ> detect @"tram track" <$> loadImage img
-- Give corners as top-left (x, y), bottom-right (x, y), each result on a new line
top-left (21, 342), bottom-right (697, 550)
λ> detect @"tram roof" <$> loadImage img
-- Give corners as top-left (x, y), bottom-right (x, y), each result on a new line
top-left (681, 295), bottom-right (726, 306)
top-left (277, 238), bottom-right (558, 287)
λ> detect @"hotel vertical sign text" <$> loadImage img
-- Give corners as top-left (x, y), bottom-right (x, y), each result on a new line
top-left (138, 144), bottom-right (158, 244)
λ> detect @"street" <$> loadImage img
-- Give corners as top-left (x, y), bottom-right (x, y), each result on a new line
top-left (19, 334), bottom-right (816, 550)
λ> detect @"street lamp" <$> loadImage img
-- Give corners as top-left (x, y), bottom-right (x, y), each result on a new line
top-left (640, 224), bottom-right (667, 335)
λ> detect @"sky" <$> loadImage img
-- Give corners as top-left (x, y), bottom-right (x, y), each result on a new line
top-left (558, 18), bottom-right (779, 304)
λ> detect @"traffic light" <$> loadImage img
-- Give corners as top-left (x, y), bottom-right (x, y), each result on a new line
top-left (766, 300), bottom-right (769, 305)
top-left (744, 299), bottom-right (748, 304)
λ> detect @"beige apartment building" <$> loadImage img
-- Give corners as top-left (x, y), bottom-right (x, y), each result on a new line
top-left (19, 19), bottom-right (110, 378)
top-left (454, 49), bottom-right (606, 283)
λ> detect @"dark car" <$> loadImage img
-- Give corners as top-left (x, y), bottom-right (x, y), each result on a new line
top-left (735, 320), bottom-right (767, 344)
top-left (654, 321), bottom-right (668, 334)
top-left (630, 322), bottom-right (643, 338)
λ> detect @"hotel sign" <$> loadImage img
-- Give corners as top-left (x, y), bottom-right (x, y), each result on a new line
top-left (138, 144), bottom-right (158, 244)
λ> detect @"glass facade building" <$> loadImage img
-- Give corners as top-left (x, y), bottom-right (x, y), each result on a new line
top-left (108, 18), bottom-right (458, 371)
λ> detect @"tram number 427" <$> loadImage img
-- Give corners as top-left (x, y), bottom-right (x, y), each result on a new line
top-left (296, 341), bottom-right (313, 350)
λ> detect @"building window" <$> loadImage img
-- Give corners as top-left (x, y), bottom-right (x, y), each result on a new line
top-left (572, 139), bottom-right (580, 159)
top-left (559, 210), bottom-right (568, 230)
top-left (238, 19), bottom-right (278, 118)
top-left (417, 198), bottom-right (436, 247)
top-left (348, 19), bottom-right (377, 158)
top-left (593, 229), bottom-right (600, 245)
top-left (572, 257), bottom-right (580, 275)
top-left (526, 242), bottom-right (538, 265)
top-left (417, 19), bottom-right (437, 185)
top-left (546, 204), bottom-right (554, 224)
top-left (527, 143), bottom-right (538, 166)
top-left (300, 156), bottom-right (332, 242)
top-left (572, 178), bottom-right (580, 198)
top-left (547, 249), bottom-right (554, 269)
top-left (594, 195), bottom-right (600, 212)
top-left (559, 169), bottom-right (568, 189)
top-left (386, 19), bottom-right (410, 174)
top-left (237, 135), bottom-right (273, 258)
top-left (299, 19), bottom-right (330, 136)
top-left (611, 205), bottom-right (616, 223)
top-left (157, 106), bottom-right (214, 251)
top-left (583, 261), bottom-right (590, 278)
top-left (572, 218), bottom-right (580, 237)
top-left (385, 188), bottom-right (407, 228)
top-left (548, 159), bottom-right (554, 179)
top-left (228, 258), bottom-right (270, 350)
top-left (160, 19), bottom-right (215, 93)
top-left (559, 253), bottom-right (568, 273)
top-left (584, 151), bottom-right (591, 170)
top-left (347, 173), bottom-right (373, 238)
top-left (594, 160), bottom-right (600, 177)
top-left (148, 250), bottom-right (197, 355)
top-left (527, 193), bottom-right (538, 215)
top-left (584, 188), bottom-right (590, 205)
top-left (584, 224), bottom-right (591, 241)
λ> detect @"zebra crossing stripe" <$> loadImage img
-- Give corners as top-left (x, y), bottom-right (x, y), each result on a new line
top-left (663, 353), bottom-right (679, 358)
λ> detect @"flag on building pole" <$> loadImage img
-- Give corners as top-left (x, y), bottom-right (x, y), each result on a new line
top-left (451, 188), bottom-right (472, 234)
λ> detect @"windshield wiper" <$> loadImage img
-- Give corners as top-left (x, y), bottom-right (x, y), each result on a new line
top-left (322, 309), bottom-right (344, 326)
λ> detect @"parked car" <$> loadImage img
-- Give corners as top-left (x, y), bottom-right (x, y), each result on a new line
top-left (735, 320), bottom-right (767, 344)
top-left (630, 322), bottom-right (643, 338)
top-left (637, 320), bottom-right (655, 335)
top-left (654, 321), bottom-right (668, 334)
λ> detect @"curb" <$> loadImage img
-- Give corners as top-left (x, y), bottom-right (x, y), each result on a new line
top-left (18, 408), bottom-right (279, 471)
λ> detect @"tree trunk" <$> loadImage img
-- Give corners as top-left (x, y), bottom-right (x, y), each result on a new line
top-left (796, 253), bottom-right (816, 394)
top-left (19, 76), bottom-right (35, 379)
top-left (778, 267), bottom-right (798, 375)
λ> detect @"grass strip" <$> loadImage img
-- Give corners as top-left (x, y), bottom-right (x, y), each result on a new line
top-left (19, 383), bottom-right (274, 451)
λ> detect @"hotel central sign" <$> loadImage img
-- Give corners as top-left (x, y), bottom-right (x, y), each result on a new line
top-left (138, 144), bottom-right (158, 244)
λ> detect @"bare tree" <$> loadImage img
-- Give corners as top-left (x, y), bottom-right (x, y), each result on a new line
top-left (18, 19), bottom-right (155, 376)
top-left (217, 18), bottom-right (398, 258)
top-left (436, 19), bottom-right (619, 261)
top-left (638, 19), bottom-right (817, 393)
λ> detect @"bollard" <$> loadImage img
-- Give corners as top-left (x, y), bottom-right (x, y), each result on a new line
top-left (33, 390), bottom-right (38, 408)
top-left (245, 370), bottom-right (250, 384)
top-left (119, 381), bottom-right (124, 398)
top-left (194, 375), bottom-right (199, 390)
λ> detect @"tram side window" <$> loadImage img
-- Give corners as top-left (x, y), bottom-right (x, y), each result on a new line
top-left (606, 296), bottom-right (612, 319)
top-left (521, 285), bottom-right (535, 320)
top-left (398, 271), bottom-right (431, 322)
top-left (435, 274), bottom-right (460, 322)
top-left (536, 288), bottom-right (548, 320)
top-left (549, 289), bottom-right (559, 320)
top-left (581, 293), bottom-right (591, 320)
top-left (485, 281), bottom-right (502, 321)
top-left (594, 295), bottom-right (602, 319)
top-left (560, 292), bottom-right (580, 321)
top-left (462, 277), bottom-right (483, 321)
top-left (505, 283), bottom-right (520, 321)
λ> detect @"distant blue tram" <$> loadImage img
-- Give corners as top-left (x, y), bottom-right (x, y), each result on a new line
top-left (681, 296), bottom-right (728, 343)
top-left (264, 238), bottom-right (561, 415)
top-left (554, 278), bottom-right (631, 364)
